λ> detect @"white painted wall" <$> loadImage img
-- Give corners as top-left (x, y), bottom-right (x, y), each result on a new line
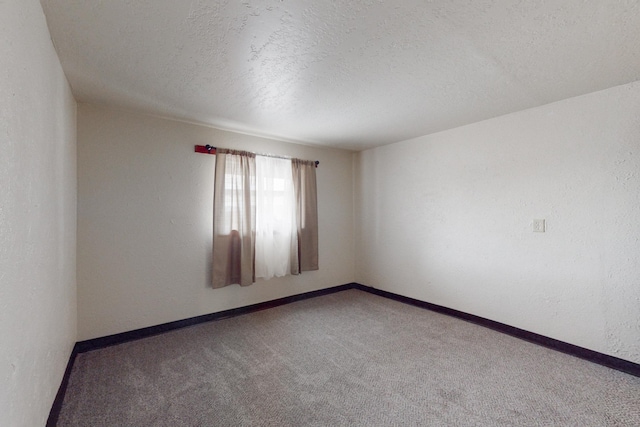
top-left (355, 81), bottom-right (640, 364)
top-left (0, 1), bottom-right (77, 425)
top-left (77, 104), bottom-right (354, 340)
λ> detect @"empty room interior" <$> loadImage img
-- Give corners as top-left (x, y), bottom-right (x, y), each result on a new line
top-left (2, 0), bottom-right (640, 425)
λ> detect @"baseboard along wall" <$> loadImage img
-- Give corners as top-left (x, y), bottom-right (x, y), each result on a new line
top-left (354, 284), bottom-right (640, 378)
top-left (47, 282), bottom-right (640, 425)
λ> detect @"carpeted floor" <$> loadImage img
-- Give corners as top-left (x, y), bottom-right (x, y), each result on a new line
top-left (58, 289), bottom-right (640, 426)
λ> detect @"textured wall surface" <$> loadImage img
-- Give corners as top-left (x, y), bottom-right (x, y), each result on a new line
top-left (0, 1), bottom-right (77, 425)
top-left (76, 104), bottom-right (354, 341)
top-left (355, 81), bottom-right (640, 364)
top-left (41, 0), bottom-right (640, 149)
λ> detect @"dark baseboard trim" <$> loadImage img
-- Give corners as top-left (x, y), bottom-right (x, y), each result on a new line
top-left (47, 283), bottom-right (357, 426)
top-left (74, 281), bottom-right (640, 377)
top-left (49, 281), bottom-right (639, 425)
top-left (46, 343), bottom-right (80, 427)
top-left (352, 283), bottom-right (640, 378)
top-left (75, 283), bottom-right (357, 353)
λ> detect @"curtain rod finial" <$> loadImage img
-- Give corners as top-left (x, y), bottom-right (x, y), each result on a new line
top-left (315, 160), bottom-right (319, 168)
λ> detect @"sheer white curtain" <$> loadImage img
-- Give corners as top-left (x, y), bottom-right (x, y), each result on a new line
top-left (255, 156), bottom-right (298, 279)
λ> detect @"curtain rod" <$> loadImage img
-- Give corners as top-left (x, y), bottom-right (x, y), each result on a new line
top-left (194, 145), bottom-right (319, 168)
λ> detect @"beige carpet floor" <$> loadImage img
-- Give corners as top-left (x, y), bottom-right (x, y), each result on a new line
top-left (58, 289), bottom-right (640, 426)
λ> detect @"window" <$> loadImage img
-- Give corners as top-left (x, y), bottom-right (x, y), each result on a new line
top-left (212, 149), bottom-right (318, 288)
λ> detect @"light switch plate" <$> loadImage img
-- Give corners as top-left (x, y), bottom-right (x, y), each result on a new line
top-left (533, 219), bottom-right (546, 232)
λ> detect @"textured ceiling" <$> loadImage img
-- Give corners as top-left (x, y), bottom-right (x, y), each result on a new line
top-left (41, 0), bottom-right (640, 151)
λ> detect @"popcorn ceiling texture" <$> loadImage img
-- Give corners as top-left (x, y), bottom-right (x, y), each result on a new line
top-left (40, 0), bottom-right (640, 150)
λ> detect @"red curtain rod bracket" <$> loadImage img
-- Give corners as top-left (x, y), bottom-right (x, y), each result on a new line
top-left (194, 145), bottom-right (216, 154)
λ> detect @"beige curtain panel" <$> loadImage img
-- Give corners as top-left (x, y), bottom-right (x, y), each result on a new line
top-left (212, 152), bottom-right (319, 288)
top-left (292, 159), bottom-right (319, 273)
top-left (212, 149), bottom-right (256, 288)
